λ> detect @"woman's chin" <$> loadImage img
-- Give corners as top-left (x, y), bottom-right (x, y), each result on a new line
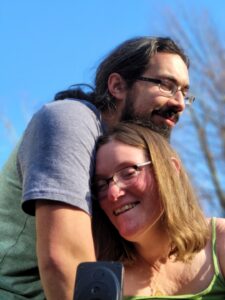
top-left (117, 225), bottom-right (141, 242)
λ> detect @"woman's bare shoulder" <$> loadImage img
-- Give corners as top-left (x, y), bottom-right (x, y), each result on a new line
top-left (215, 217), bottom-right (225, 239)
top-left (215, 218), bottom-right (225, 278)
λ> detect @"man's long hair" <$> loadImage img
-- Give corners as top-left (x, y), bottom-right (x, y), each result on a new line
top-left (54, 37), bottom-right (189, 112)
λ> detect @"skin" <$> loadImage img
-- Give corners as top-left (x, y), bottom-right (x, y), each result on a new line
top-left (106, 53), bottom-right (190, 132)
top-left (216, 218), bottom-right (225, 279)
top-left (95, 141), bottom-right (225, 296)
top-left (95, 140), bottom-right (163, 243)
top-left (36, 202), bottom-right (95, 300)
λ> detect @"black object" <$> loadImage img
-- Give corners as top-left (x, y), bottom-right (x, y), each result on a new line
top-left (73, 261), bottom-right (124, 300)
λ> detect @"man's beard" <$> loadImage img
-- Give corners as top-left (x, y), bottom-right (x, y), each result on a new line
top-left (120, 96), bottom-right (172, 140)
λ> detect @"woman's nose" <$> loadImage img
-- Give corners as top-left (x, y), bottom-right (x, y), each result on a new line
top-left (107, 181), bottom-right (125, 202)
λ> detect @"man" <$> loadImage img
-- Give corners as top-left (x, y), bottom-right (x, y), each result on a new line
top-left (0, 36), bottom-right (194, 300)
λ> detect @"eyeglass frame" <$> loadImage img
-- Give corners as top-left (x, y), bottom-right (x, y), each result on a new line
top-left (136, 76), bottom-right (195, 105)
top-left (93, 161), bottom-right (152, 201)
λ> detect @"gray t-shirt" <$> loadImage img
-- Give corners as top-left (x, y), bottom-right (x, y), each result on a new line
top-left (19, 99), bottom-right (103, 215)
top-left (0, 99), bottom-right (103, 299)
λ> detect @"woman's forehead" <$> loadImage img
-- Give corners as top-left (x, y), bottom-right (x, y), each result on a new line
top-left (97, 139), bottom-right (145, 158)
top-left (96, 140), bottom-right (147, 173)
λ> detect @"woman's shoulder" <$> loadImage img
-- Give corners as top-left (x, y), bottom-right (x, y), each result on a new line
top-left (215, 217), bottom-right (225, 229)
top-left (215, 218), bottom-right (225, 246)
top-left (206, 217), bottom-right (225, 234)
top-left (214, 218), bottom-right (225, 278)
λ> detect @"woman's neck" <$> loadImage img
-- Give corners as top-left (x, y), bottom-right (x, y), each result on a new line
top-left (134, 222), bottom-right (171, 267)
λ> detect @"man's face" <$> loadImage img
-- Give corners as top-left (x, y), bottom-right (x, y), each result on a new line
top-left (121, 53), bottom-right (190, 137)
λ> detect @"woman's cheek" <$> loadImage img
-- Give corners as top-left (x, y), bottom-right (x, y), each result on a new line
top-left (132, 175), bottom-right (153, 194)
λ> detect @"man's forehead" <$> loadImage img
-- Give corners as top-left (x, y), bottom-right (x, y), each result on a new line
top-left (149, 52), bottom-right (188, 66)
top-left (147, 53), bottom-right (190, 85)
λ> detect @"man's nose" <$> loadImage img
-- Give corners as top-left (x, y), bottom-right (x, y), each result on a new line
top-left (171, 90), bottom-right (185, 112)
top-left (107, 181), bottom-right (125, 202)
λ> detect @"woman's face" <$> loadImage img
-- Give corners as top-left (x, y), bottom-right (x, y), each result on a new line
top-left (95, 139), bottom-right (163, 242)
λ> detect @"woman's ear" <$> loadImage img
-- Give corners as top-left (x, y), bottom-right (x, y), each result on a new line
top-left (171, 157), bottom-right (181, 174)
top-left (108, 73), bottom-right (127, 101)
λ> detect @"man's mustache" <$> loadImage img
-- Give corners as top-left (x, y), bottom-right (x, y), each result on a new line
top-left (152, 107), bottom-right (180, 124)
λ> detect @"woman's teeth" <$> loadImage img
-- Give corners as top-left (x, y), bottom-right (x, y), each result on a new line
top-left (114, 202), bottom-right (139, 216)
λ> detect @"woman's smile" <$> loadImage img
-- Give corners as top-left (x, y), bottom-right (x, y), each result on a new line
top-left (113, 201), bottom-right (140, 216)
top-left (95, 139), bottom-right (162, 240)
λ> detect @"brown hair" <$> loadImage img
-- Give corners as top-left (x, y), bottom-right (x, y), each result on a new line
top-left (92, 122), bottom-right (209, 264)
top-left (54, 36), bottom-right (189, 112)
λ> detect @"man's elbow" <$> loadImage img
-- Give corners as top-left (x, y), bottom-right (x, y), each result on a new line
top-left (38, 248), bottom-right (74, 281)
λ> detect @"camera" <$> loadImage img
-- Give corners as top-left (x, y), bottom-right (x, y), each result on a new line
top-left (73, 261), bottom-right (124, 300)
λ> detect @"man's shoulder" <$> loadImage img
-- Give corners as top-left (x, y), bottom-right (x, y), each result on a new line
top-left (31, 99), bottom-right (102, 132)
top-left (44, 99), bottom-right (100, 117)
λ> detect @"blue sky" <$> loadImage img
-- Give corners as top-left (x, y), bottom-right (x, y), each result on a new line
top-left (1, 0), bottom-right (225, 168)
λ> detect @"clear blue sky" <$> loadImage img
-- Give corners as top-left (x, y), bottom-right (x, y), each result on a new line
top-left (1, 0), bottom-right (225, 167)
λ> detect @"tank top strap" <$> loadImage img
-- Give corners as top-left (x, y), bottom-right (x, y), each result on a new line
top-left (211, 217), bottom-right (220, 275)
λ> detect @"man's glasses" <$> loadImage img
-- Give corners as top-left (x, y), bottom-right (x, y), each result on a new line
top-left (93, 161), bottom-right (152, 201)
top-left (137, 76), bottom-right (195, 105)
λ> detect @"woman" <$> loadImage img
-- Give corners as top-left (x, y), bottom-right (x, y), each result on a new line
top-left (92, 122), bottom-right (225, 299)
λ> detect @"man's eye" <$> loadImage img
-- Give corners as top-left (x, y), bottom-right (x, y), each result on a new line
top-left (182, 88), bottom-right (189, 97)
top-left (160, 80), bottom-right (174, 92)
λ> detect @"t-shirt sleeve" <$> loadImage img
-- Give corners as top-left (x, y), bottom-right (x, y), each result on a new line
top-left (18, 100), bottom-right (103, 216)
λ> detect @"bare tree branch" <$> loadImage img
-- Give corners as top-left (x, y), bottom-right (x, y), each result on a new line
top-left (162, 8), bottom-right (225, 216)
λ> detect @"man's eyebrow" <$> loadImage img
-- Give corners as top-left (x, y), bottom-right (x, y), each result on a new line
top-left (159, 75), bottom-right (190, 89)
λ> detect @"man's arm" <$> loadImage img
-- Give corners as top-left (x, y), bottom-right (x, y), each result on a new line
top-left (36, 200), bottom-right (96, 300)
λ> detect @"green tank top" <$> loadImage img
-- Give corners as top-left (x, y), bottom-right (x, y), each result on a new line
top-left (124, 218), bottom-right (225, 300)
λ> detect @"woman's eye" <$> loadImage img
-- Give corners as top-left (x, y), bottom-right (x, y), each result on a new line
top-left (120, 167), bottom-right (136, 179)
top-left (96, 180), bottom-right (107, 191)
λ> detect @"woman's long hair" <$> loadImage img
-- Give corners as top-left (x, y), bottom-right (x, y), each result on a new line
top-left (92, 122), bottom-right (209, 264)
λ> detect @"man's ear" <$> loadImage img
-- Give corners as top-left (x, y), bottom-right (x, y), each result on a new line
top-left (108, 73), bottom-right (127, 101)
top-left (171, 157), bottom-right (181, 174)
